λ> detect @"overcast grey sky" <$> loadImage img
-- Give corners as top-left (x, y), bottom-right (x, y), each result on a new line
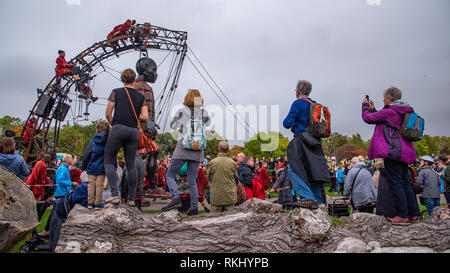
top-left (0, 0), bottom-right (449, 144)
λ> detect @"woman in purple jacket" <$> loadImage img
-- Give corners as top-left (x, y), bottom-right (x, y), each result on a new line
top-left (362, 87), bottom-right (420, 226)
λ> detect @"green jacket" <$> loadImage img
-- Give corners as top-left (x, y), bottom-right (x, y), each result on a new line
top-left (207, 153), bottom-right (237, 206)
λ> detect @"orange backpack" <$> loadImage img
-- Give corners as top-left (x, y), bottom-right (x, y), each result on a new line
top-left (301, 98), bottom-right (331, 139)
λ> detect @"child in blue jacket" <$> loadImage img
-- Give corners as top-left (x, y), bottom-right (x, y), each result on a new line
top-left (81, 121), bottom-right (110, 209)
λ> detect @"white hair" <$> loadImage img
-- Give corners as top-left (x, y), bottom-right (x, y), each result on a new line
top-left (62, 154), bottom-right (73, 164)
top-left (80, 171), bottom-right (88, 182)
top-left (351, 157), bottom-right (361, 165)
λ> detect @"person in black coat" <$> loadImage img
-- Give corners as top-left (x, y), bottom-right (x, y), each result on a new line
top-left (375, 159), bottom-right (420, 221)
top-left (269, 162), bottom-right (293, 208)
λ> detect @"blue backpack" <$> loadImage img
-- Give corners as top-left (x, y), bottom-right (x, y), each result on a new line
top-left (399, 112), bottom-right (425, 142)
top-left (181, 108), bottom-right (207, 151)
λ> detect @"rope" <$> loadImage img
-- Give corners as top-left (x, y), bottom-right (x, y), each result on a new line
top-left (187, 47), bottom-right (257, 136)
top-left (185, 54), bottom-right (256, 136)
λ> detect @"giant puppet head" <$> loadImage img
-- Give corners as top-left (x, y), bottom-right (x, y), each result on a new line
top-left (136, 57), bottom-right (158, 83)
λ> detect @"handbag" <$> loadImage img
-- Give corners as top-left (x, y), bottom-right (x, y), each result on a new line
top-left (236, 174), bottom-right (248, 205)
top-left (123, 87), bottom-right (151, 150)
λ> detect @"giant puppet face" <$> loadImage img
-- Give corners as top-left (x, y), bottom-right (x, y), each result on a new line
top-left (136, 57), bottom-right (158, 83)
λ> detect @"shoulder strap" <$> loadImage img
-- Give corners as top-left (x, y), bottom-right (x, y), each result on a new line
top-left (300, 97), bottom-right (313, 104)
top-left (402, 113), bottom-right (411, 129)
top-left (123, 87), bottom-right (141, 129)
top-left (351, 167), bottom-right (365, 192)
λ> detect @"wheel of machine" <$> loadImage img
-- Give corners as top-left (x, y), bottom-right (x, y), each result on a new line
top-left (20, 244), bottom-right (31, 253)
top-left (16, 22), bottom-right (188, 165)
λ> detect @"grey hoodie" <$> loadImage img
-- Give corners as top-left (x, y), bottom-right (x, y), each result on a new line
top-left (417, 167), bottom-right (441, 199)
top-left (344, 162), bottom-right (378, 208)
top-left (391, 99), bottom-right (411, 107)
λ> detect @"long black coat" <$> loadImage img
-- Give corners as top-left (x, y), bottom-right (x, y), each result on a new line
top-left (376, 167), bottom-right (420, 218)
top-left (287, 132), bottom-right (330, 186)
top-left (273, 167), bottom-right (293, 205)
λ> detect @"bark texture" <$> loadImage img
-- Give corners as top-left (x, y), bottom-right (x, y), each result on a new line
top-left (0, 167), bottom-right (39, 252)
top-left (56, 198), bottom-right (450, 253)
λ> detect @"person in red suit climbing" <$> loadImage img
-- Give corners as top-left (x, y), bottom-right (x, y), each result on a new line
top-left (25, 154), bottom-right (52, 201)
top-left (107, 19), bottom-right (136, 39)
top-left (107, 19), bottom-right (136, 48)
top-left (56, 50), bottom-right (80, 80)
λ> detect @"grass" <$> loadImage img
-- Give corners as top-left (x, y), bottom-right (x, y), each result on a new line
top-left (11, 209), bottom-right (52, 253)
top-left (332, 216), bottom-right (343, 226)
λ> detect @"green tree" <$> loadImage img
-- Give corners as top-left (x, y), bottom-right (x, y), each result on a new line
top-left (322, 133), bottom-right (349, 157)
top-left (155, 132), bottom-right (178, 158)
top-left (204, 131), bottom-right (223, 158)
top-left (414, 134), bottom-right (441, 156)
top-left (0, 115), bottom-right (24, 135)
top-left (57, 121), bottom-right (97, 157)
top-left (244, 132), bottom-right (289, 159)
top-left (228, 145), bottom-right (244, 158)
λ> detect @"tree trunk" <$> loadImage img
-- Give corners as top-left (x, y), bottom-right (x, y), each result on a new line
top-left (56, 198), bottom-right (450, 253)
top-left (0, 167), bottom-right (39, 252)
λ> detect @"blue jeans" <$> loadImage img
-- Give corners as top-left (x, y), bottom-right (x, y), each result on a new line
top-left (288, 167), bottom-right (323, 204)
top-left (424, 198), bottom-right (440, 216)
top-left (166, 159), bottom-right (199, 210)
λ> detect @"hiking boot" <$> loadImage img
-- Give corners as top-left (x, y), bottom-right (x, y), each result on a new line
top-left (298, 200), bottom-right (319, 210)
top-left (127, 200), bottom-right (136, 207)
top-left (161, 197), bottom-right (182, 212)
top-left (388, 216), bottom-right (410, 226)
top-left (409, 216), bottom-right (420, 223)
top-left (88, 203), bottom-right (95, 209)
top-left (187, 208), bottom-right (198, 216)
top-left (134, 200), bottom-right (142, 210)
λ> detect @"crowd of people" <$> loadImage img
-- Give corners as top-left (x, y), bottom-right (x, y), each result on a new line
top-left (1, 68), bottom-right (449, 252)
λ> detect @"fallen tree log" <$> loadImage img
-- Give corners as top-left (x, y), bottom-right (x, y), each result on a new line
top-left (0, 167), bottom-right (39, 252)
top-left (56, 198), bottom-right (450, 253)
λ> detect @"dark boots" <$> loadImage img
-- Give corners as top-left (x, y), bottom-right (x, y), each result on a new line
top-left (134, 199), bottom-right (142, 210)
top-left (161, 197), bottom-right (182, 212)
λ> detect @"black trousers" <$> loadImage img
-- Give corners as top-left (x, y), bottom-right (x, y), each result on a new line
top-left (146, 150), bottom-right (159, 189)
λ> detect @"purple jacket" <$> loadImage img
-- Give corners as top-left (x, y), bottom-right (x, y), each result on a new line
top-left (362, 103), bottom-right (416, 164)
